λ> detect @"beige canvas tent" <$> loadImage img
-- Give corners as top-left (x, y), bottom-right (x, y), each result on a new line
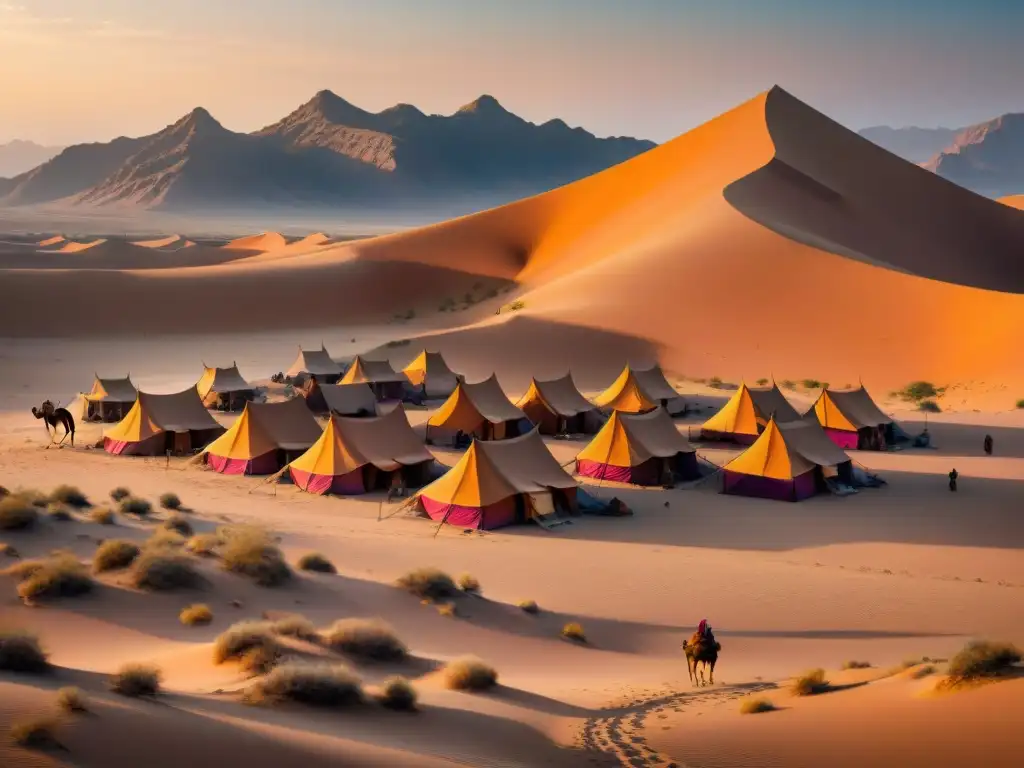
top-left (202, 398), bottom-right (322, 475)
top-left (338, 356), bottom-right (408, 401)
top-left (426, 374), bottom-right (529, 444)
top-left (301, 378), bottom-right (377, 417)
top-left (70, 374), bottom-right (138, 422)
top-left (104, 388), bottom-right (225, 456)
top-left (402, 351), bottom-right (460, 399)
top-left (286, 345), bottom-right (343, 383)
top-left (515, 374), bottom-right (603, 435)
top-left (806, 385), bottom-right (896, 450)
top-left (196, 362), bottom-right (256, 410)
top-left (576, 407), bottom-right (699, 485)
top-left (593, 364), bottom-right (686, 415)
top-left (701, 381), bottom-right (802, 443)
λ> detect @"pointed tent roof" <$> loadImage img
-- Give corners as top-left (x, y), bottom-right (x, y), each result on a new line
top-left (402, 350), bottom-right (458, 388)
top-left (104, 388), bottom-right (223, 444)
top-left (578, 408), bottom-right (694, 468)
top-left (515, 374), bottom-right (597, 418)
top-left (427, 374), bottom-right (526, 432)
top-left (315, 382), bottom-right (378, 416)
top-left (724, 417), bottom-right (851, 480)
top-left (338, 356), bottom-right (407, 385)
top-left (196, 362), bottom-right (255, 399)
top-left (702, 382), bottom-right (801, 436)
top-left (633, 365), bottom-right (682, 402)
top-left (809, 386), bottom-right (893, 431)
top-left (592, 365), bottom-right (660, 413)
top-left (286, 345), bottom-right (343, 378)
top-left (85, 374), bottom-right (137, 403)
top-left (289, 406), bottom-right (433, 477)
top-left (418, 429), bottom-right (576, 508)
top-left (204, 398), bottom-right (322, 459)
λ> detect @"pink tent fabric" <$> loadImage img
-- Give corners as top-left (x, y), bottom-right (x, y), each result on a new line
top-left (420, 496), bottom-right (517, 530)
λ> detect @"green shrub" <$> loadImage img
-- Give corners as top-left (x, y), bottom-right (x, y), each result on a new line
top-left (220, 526), bottom-right (291, 587)
top-left (56, 686), bottom-right (89, 713)
top-left (457, 573), bottom-right (481, 594)
top-left (518, 599), bottom-right (539, 614)
top-left (120, 497), bottom-right (152, 517)
top-left (947, 640), bottom-right (1021, 683)
top-left (159, 492), bottom-right (182, 510)
top-left (269, 615), bottom-right (319, 642)
top-left (10, 716), bottom-right (60, 749)
top-left (180, 604), bottom-right (213, 626)
top-left (0, 495), bottom-right (38, 531)
top-left (245, 662), bottom-right (363, 707)
top-left (739, 697), bottom-right (775, 714)
top-left (213, 621), bottom-right (280, 665)
top-left (1016, 399), bottom-right (1024, 410)
top-left (896, 381), bottom-right (939, 402)
top-left (841, 660), bottom-right (871, 670)
top-left (562, 622), bottom-right (587, 643)
top-left (186, 532), bottom-right (220, 557)
top-left (780, 379), bottom-right (796, 391)
top-left (93, 539), bottom-right (141, 572)
top-left (443, 656), bottom-right (498, 691)
top-left (791, 668), bottom-right (830, 696)
top-left (14, 554), bottom-right (94, 600)
top-left (0, 630), bottom-right (49, 672)
top-left (918, 399), bottom-right (941, 413)
top-left (802, 379), bottom-right (823, 390)
top-left (89, 507), bottom-right (116, 525)
top-left (297, 553), bottom-right (336, 573)
top-left (110, 487), bottom-right (131, 502)
top-left (378, 676), bottom-right (418, 711)
top-left (110, 663), bottom-right (161, 697)
top-left (130, 551), bottom-right (201, 590)
top-left (324, 619), bottom-right (407, 661)
top-left (396, 567), bottom-right (456, 600)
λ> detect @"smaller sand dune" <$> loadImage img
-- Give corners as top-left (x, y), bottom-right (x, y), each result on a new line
top-left (54, 238), bottom-right (108, 253)
top-left (294, 232), bottom-right (329, 247)
top-left (37, 234), bottom-right (65, 246)
top-left (132, 235), bottom-right (183, 248)
top-left (223, 232), bottom-right (289, 252)
top-left (999, 194), bottom-right (1024, 211)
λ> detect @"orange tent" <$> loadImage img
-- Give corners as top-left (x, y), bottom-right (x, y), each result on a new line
top-left (514, 374), bottom-right (602, 435)
top-left (69, 374), bottom-right (137, 422)
top-left (576, 408), bottom-right (699, 485)
top-left (402, 350), bottom-right (460, 399)
top-left (806, 385), bottom-right (896, 451)
top-left (593, 364), bottom-right (685, 415)
top-left (104, 389), bottom-right (225, 456)
top-left (196, 362), bottom-right (256, 410)
top-left (701, 381), bottom-right (801, 443)
top-left (338, 356), bottom-right (408, 401)
top-left (426, 374), bottom-right (529, 443)
top-left (202, 398), bottom-right (322, 475)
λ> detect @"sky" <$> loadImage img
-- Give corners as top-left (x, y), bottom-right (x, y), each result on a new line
top-left (2, 0), bottom-right (1023, 146)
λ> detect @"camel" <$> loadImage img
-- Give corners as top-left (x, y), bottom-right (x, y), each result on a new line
top-left (31, 400), bottom-right (75, 448)
top-left (683, 632), bottom-right (721, 687)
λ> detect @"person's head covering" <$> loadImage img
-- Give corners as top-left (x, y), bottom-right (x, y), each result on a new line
top-left (697, 619), bottom-right (709, 635)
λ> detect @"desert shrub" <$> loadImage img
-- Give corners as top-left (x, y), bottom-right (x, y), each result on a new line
top-left (396, 567), bottom-right (456, 600)
top-left (119, 497), bottom-right (152, 517)
top-left (297, 553), bottom-right (336, 573)
top-left (220, 526), bottom-right (291, 587)
top-left (180, 603), bottom-right (213, 626)
top-left (159, 492), bottom-right (182, 510)
top-left (240, 645), bottom-right (281, 675)
top-left (269, 615), bottom-right (319, 642)
top-left (947, 640), bottom-right (1021, 683)
top-left (47, 504), bottom-right (73, 522)
top-left (918, 399), bottom-right (941, 413)
top-left (444, 656), bottom-right (498, 691)
top-left (707, 376), bottom-right (723, 388)
top-left (755, 378), bottom-right (769, 386)
top-left (145, 528), bottom-right (186, 550)
top-left (1016, 399), bottom-right (1024, 409)
top-left (186, 532), bottom-right (220, 557)
top-left (213, 621), bottom-right (280, 665)
top-left (110, 487), bottom-right (131, 502)
top-left (518, 599), bottom-right (539, 614)
top-left (325, 619), bottom-right (407, 661)
top-left (0, 630), bottom-right (49, 672)
top-left (911, 664), bottom-right (937, 679)
top-left (89, 507), bottom-right (116, 525)
top-left (501, 299), bottom-right (526, 313)
top-left (130, 551), bottom-right (201, 590)
top-left (16, 554), bottom-right (94, 600)
top-left (162, 515), bottom-right (193, 537)
top-left (0, 495), bottom-right (38, 531)
top-left (562, 622), bottom-right (587, 643)
top-left (791, 668), bottom-right (830, 696)
top-left (780, 379), bottom-right (796, 390)
top-left (50, 484), bottom-right (90, 509)
top-left (10, 716), bottom-right (60, 749)
top-left (739, 697), bottom-right (776, 714)
top-left (896, 381), bottom-right (939, 402)
top-left (93, 539), bottom-right (141, 572)
top-left (457, 573), bottom-right (481, 594)
top-left (378, 676), bottom-right (418, 711)
top-left (56, 686), bottom-right (89, 713)
top-left (245, 662), bottom-right (363, 707)
top-left (110, 663), bottom-right (161, 697)
top-left (841, 660), bottom-right (871, 670)
top-left (802, 379), bottom-right (824, 390)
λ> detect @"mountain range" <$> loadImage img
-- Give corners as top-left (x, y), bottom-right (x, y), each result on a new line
top-left (0, 92), bottom-right (655, 212)
top-left (0, 140), bottom-right (63, 179)
top-left (856, 125), bottom-right (961, 164)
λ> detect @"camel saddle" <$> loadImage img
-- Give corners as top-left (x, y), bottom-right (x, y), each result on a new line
top-left (686, 631), bottom-right (721, 655)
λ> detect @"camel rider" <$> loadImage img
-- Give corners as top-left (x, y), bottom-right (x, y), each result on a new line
top-left (696, 619), bottom-right (715, 645)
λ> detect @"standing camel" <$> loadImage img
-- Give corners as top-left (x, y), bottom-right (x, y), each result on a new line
top-left (31, 400), bottom-right (75, 447)
top-left (683, 633), bottom-right (721, 687)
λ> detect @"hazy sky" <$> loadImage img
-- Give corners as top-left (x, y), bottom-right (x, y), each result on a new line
top-left (2, 0), bottom-right (1023, 145)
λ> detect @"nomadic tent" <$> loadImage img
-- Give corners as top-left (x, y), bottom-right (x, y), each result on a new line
top-left (104, 389), bottom-right (225, 456)
top-left (700, 382), bottom-right (802, 443)
top-left (402, 351), bottom-right (460, 399)
top-left (576, 408), bottom-right (699, 485)
top-left (196, 362), bottom-right (256, 410)
top-left (286, 345), bottom-right (343, 383)
top-left (514, 374), bottom-right (602, 435)
top-left (806, 385), bottom-right (895, 450)
top-left (73, 374), bottom-right (137, 422)
top-left (202, 398), bottom-right (321, 475)
top-left (426, 374), bottom-right (530, 444)
top-left (593, 364), bottom-right (685, 415)
top-left (301, 377), bottom-right (377, 417)
top-left (288, 406), bottom-right (434, 495)
top-left (722, 417), bottom-right (853, 501)
top-left (338, 356), bottom-right (408, 401)
top-left (414, 429), bottom-right (578, 530)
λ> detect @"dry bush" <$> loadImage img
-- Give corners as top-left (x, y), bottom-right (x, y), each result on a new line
top-left (130, 551), bottom-right (201, 591)
top-left (93, 539), bottom-right (141, 573)
top-left (436, 602), bottom-right (456, 618)
top-left (457, 573), bottom-right (481, 594)
top-left (56, 686), bottom-right (89, 713)
top-left (111, 663), bottom-right (161, 697)
top-left (220, 526), bottom-right (291, 587)
top-left (119, 497), bottom-right (152, 517)
top-left (245, 662), bottom-right (363, 708)
top-left (15, 554), bottom-right (94, 600)
top-left (109, 487), bottom-right (131, 502)
top-left (378, 676), bottom-right (418, 711)
top-left (159, 492), bottom-right (182, 510)
top-left (791, 668), bottom-right (830, 696)
top-left (10, 716), bottom-right (60, 749)
top-left (0, 629), bottom-right (49, 672)
top-left (324, 619), bottom-right (407, 661)
top-left (240, 645), bottom-right (281, 676)
top-left (180, 603), bottom-right (214, 626)
top-left (186, 532), bottom-right (220, 557)
top-left (518, 599), bottom-right (539, 614)
top-left (841, 660), bottom-right (871, 670)
top-left (911, 664), bottom-right (937, 679)
top-left (162, 514), bottom-right (193, 538)
top-left (0, 494), bottom-right (39, 531)
top-left (47, 504), bottom-right (73, 522)
top-left (213, 621), bottom-right (280, 665)
top-left (89, 507), bottom-right (116, 525)
top-left (269, 615), bottom-right (319, 642)
top-left (739, 697), bottom-right (776, 714)
top-left (50, 484), bottom-right (90, 509)
top-left (396, 567), bottom-right (456, 600)
top-left (562, 622), bottom-right (587, 643)
top-left (297, 552), bottom-right (336, 573)
top-left (947, 640), bottom-right (1021, 683)
top-left (443, 656), bottom-right (498, 691)
top-left (144, 528), bottom-right (186, 550)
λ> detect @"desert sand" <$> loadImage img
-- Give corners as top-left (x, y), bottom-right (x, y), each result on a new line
top-left (2, 84), bottom-right (1023, 766)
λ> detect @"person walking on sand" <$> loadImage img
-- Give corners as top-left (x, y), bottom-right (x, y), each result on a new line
top-left (948, 468), bottom-right (958, 492)
top-left (984, 434), bottom-right (993, 456)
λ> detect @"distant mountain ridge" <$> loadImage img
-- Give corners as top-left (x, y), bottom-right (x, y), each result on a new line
top-left (857, 125), bottom-right (961, 164)
top-left (923, 113), bottom-right (1024, 197)
top-left (0, 140), bottom-right (64, 179)
top-left (0, 92), bottom-right (656, 212)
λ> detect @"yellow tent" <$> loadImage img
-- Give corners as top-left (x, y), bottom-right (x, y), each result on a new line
top-left (576, 408), bottom-right (698, 484)
top-left (104, 389), bottom-right (225, 456)
top-left (701, 382), bottom-right (800, 442)
top-left (202, 398), bottom-right (321, 475)
top-left (593, 364), bottom-right (684, 414)
top-left (514, 374), bottom-right (601, 435)
top-left (402, 350), bottom-right (460, 399)
top-left (426, 374), bottom-right (527, 443)
top-left (807, 386), bottom-right (894, 450)
top-left (69, 374), bottom-right (137, 422)
top-left (196, 362), bottom-right (255, 410)
top-left (286, 345), bottom-right (342, 382)
top-left (338, 356), bottom-right (408, 400)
